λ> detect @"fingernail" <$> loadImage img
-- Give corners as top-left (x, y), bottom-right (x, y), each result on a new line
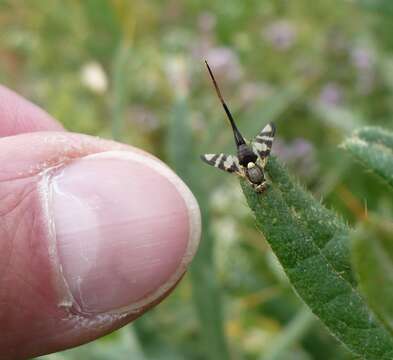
top-left (49, 151), bottom-right (200, 314)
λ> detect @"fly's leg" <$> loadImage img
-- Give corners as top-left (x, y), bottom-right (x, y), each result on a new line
top-left (253, 181), bottom-right (268, 193)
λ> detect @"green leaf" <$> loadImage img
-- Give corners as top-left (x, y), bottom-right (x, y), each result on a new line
top-left (342, 127), bottom-right (393, 189)
top-left (266, 157), bottom-right (355, 284)
top-left (352, 218), bottom-right (393, 338)
top-left (241, 157), bottom-right (393, 359)
top-left (356, 127), bottom-right (393, 150)
top-left (343, 127), bottom-right (393, 338)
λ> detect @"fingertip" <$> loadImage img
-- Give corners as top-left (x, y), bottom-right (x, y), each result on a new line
top-left (50, 150), bottom-right (201, 314)
top-left (0, 131), bottom-right (201, 358)
top-left (0, 85), bottom-right (64, 136)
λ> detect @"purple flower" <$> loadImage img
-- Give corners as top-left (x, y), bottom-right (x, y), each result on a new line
top-left (273, 138), bottom-right (312, 160)
top-left (239, 82), bottom-right (272, 106)
top-left (272, 138), bottom-right (318, 179)
top-left (318, 83), bottom-right (343, 107)
top-left (127, 106), bottom-right (159, 132)
top-left (197, 12), bottom-right (216, 33)
top-left (204, 47), bottom-right (243, 81)
top-left (350, 47), bottom-right (376, 94)
top-left (263, 20), bottom-right (297, 51)
top-left (351, 47), bottom-right (375, 71)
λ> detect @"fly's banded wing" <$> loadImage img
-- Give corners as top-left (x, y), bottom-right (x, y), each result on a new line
top-left (200, 153), bottom-right (241, 174)
top-left (252, 122), bottom-right (276, 166)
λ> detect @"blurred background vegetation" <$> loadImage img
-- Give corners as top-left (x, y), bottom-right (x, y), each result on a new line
top-left (2, 0), bottom-right (393, 359)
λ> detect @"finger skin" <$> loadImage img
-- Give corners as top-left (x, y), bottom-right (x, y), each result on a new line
top-left (0, 132), bottom-right (190, 359)
top-left (0, 85), bottom-right (64, 136)
top-left (0, 86), bottom-right (198, 359)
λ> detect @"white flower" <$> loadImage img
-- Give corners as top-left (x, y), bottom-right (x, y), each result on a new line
top-left (81, 62), bottom-right (108, 94)
top-left (164, 56), bottom-right (189, 98)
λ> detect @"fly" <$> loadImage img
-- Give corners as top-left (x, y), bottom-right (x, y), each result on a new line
top-left (201, 60), bottom-right (276, 193)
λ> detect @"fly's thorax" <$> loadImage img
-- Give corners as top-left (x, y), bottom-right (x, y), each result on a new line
top-left (245, 162), bottom-right (265, 184)
top-left (237, 144), bottom-right (257, 166)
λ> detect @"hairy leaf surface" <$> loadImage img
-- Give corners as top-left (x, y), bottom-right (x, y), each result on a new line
top-left (242, 157), bottom-right (393, 359)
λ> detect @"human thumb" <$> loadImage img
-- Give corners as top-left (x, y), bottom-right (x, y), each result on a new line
top-left (0, 131), bottom-right (200, 359)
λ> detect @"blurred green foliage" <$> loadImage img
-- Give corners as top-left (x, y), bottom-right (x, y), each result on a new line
top-left (2, 0), bottom-right (393, 359)
top-left (346, 126), bottom-right (393, 353)
top-left (352, 218), bottom-right (393, 339)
